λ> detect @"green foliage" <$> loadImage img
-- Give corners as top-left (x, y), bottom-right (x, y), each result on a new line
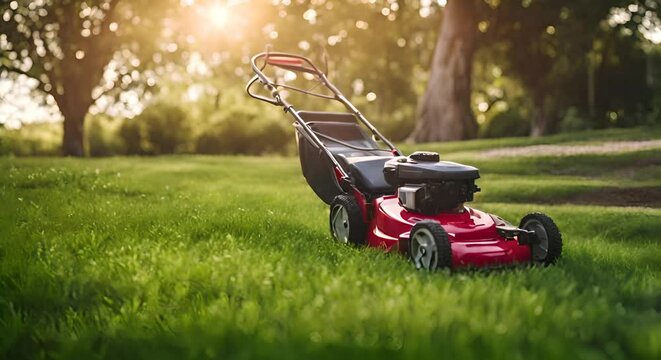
top-left (86, 115), bottom-right (125, 157)
top-left (559, 107), bottom-right (593, 133)
top-left (480, 109), bottom-right (531, 138)
top-left (0, 0), bottom-right (188, 155)
top-left (477, 0), bottom-right (658, 134)
top-left (195, 119), bottom-right (291, 156)
top-left (1, 129), bottom-right (660, 358)
top-left (1, 0), bottom-right (660, 155)
top-left (189, 89), bottom-right (294, 155)
top-left (185, 0), bottom-right (442, 144)
top-left (141, 103), bottom-right (193, 155)
top-left (109, 92), bottom-right (295, 156)
top-left (118, 118), bottom-right (143, 155)
top-left (0, 123), bottom-right (61, 156)
top-left (119, 102), bottom-right (193, 155)
top-left (590, 27), bottom-right (657, 129)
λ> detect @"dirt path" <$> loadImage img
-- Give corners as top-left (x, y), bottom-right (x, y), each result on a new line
top-left (481, 140), bottom-right (661, 158)
top-left (547, 187), bottom-right (661, 208)
top-left (479, 139), bottom-right (661, 208)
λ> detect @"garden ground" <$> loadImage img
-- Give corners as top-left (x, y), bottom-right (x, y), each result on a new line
top-left (1, 127), bottom-right (660, 359)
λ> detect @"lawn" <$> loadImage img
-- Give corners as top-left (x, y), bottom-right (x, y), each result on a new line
top-left (1, 127), bottom-right (660, 359)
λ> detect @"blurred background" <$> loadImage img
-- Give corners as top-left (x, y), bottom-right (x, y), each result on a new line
top-left (0, 0), bottom-right (659, 157)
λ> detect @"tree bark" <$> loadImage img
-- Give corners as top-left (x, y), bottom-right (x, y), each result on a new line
top-left (56, 79), bottom-right (94, 156)
top-left (408, 0), bottom-right (479, 143)
top-left (587, 51), bottom-right (596, 118)
top-left (530, 107), bottom-right (547, 137)
top-left (529, 90), bottom-right (558, 137)
top-left (62, 114), bottom-right (85, 157)
top-left (56, 84), bottom-right (94, 156)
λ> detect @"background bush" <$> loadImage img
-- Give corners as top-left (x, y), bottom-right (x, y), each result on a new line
top-left (0, 123), bottom-right (61, 156)
top-left (118, 118), bottom-right (143, 155)
top-left (479, 109), bottom-right (531, 138)
top-left (119, 102), bottom-right (193, 155)
top-left (86, 115), bottom-right (125, 157)
top-left (76, 92), bottom-right (296, 157)
top-left (559, 107), bottom-right (593, 133)
top-left (195, 105), bottom-right (292, 155)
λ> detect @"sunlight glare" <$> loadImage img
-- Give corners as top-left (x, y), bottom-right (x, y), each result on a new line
top-left (210, 4), bottom-right (229, 28)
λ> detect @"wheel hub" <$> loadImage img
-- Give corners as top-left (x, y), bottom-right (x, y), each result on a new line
top-left (410, 228), bottom-right (438, 270)
top-left (331, 205), bottom-right (350, 243)
top-left (523, 219), bottom-right (549, 262)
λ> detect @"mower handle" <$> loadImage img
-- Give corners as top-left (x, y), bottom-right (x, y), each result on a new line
top-left (252, 52), bottom-right (324, 78)
top-left (246, 52), bottom-right (332, 107)
top-left (264, 56), bottom-right (318, 75)
top-left (249, 52), bottom-right (325, 93)
top-left (245, 50), bottom-right (403, 157)
top-left (246, 75), bottom-right (281, 106)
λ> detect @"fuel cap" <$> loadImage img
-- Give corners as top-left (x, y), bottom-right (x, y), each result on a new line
top-left (409, 151), bottom-right (440, 162)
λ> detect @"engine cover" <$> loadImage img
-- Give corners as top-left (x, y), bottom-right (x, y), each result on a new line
top-left (383, 155), bottom-right (480, 186)
top-left (384, 153), bottom-right (481, 214)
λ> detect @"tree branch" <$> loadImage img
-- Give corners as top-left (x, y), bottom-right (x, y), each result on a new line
top-left (100, 0), bottom-right (121, 31)
top-left (0, 63), bottom-right (61, 107)
top-left (0, 64), bottom-right (48, 93)
top-left (91, 85), bottom-right (118, 103)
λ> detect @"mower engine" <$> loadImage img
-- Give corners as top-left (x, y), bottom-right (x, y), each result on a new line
top-left (383, 152), bottom-right (481, 214)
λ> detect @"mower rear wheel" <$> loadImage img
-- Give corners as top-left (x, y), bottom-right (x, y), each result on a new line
top-left (408, 220), bottom-right (452, 271)
top-left (329, 195), bottom-right (366, 246)
top-left (520, 213), bottom-right (562, 265)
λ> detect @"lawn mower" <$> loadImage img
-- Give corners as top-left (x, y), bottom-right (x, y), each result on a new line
top-left (246, 51), bottom-right (562, 270)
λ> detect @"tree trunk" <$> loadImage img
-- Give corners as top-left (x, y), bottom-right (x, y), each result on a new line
top-left (62, 115), bottom-right (85, 157)
top-left (408, 0), bottom-right (479, 143)
top-left (587, 51), bottom-right (596, 118)
top-left (57, 88), bottom-right (92, 157)
top-left (530, 107), bottom-right (547, 137)
top-left (55, 55), bottom-right (101, 157)
top-left (530, 97), bottom-right (556, 137)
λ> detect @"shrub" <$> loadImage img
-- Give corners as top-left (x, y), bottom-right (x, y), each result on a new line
top-left (559, 107), bottom-right (592, 133)
top-left (480, 109), bottom-right (531, 138)
top-left (0, 123), bottom-right (61, 156)
top-left (141, 104), bottom-right (192, 154)
top-left (0, 128), bottom-right (10, 156)
top-left (119, 102), bottom-right (193, 155)
top-left (119, 119), bottom-right (144, 155)
top-left (195, 104), bottom-right (292, 155)
top-left (86, 115), bottom-right (125, 157)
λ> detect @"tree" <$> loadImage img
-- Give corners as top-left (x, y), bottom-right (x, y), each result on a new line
top-left (0, 0), bottom-right (182, 156)
top-left (266, 0), bottom-right (441, 141)
top-left (409, 0), bottom-right (482, 142)
top-left (410, 0), bottom-right (656, 140)
top-left (487, 0), bottom-right (631, 136)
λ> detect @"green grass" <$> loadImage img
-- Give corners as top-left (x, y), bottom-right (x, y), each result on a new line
top-left (1, 127), bottom-right (660, 359)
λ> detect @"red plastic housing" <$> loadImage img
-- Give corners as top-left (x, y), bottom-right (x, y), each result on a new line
top-left (267, 56), bottom-right (304, 66)
top-left (365, 195), bottom-right (532, 268)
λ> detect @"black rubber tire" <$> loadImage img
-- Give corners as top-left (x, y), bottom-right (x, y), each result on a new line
top-left (329, 195), bottom-right (367, 246)
top-left (520, 213), bottom-right (562, 266)
top-left (408, 220), bottom-right (452, 271)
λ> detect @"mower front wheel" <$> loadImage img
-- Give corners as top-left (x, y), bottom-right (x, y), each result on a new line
top-left (520, 213), bottom-right (562, 265)
top-left (408, 220), bottom-right (452, 271)
top-left (329, 195), bottom-right (367, 246)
